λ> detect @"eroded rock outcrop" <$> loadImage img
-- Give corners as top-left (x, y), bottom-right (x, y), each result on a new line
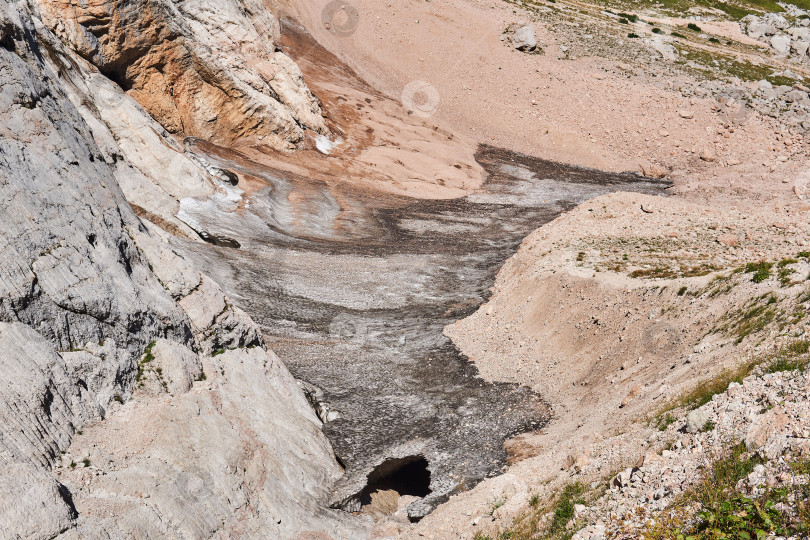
top-left (0, 2), bottom-right (363, 537)
top-left (33, 0), bottom-right (328, 148)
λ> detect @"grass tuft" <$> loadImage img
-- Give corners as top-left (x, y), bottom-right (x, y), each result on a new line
top-left (642, 445), bottom-right (810, 538)
top-left (745, 261), bottom-right (773, 284)
top-left (764, 339), bottom-right (810, 374)
top-left (137, 340), bottom-right (157, 382)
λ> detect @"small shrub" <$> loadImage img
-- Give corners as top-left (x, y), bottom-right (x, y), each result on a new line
top-left (708, 37), bottom-right (720, 43)
top-left (777, 258), bottom-right (798, 286)
top-left (137, 340), bottom-right (157, 382)
top-left (656, 412), bottom-right (677, 431)
top-left (529, 494), bottom-right (539, 507)
top-left (142, 340), bottom-right (156, 362)
top-left (687, 22), bottom-right (702, 32)
top-left (745, 261), bottom-right (773, 283)
top-left (82, 458), bottom-right (90, 468)
top-left (677, 286), bottom-right (688, 296)
top-left (652, 27), bottom-right (663, 34)
top-left (619, 17), bottom-right (629, 24)
top-left (672, 32), bottom-right (686, 38)
top-left (628, 32), bottom-right (640, 38)
top-left (196, 370), bottom-right (207, 382)
top-left (212, 349), bottom-right (226, 357)
top-left (549, 482), bottom-right (586, 535)
top-left (618, 12), bottom-right (638, 22)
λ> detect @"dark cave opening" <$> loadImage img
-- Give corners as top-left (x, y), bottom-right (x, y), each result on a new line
top-left (359, 455), bottom-right (432, 506)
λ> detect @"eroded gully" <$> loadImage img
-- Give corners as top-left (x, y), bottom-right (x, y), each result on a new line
top-left (174, 142), bottom-right (669, 520)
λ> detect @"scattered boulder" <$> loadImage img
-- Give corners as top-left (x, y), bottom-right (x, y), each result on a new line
top-left (685, 407), bottom-right (710, 433)
top-left (699, 148), bottom-right (716, 162)
top-left (771, 34), bottom-right (791, 55)
top-left (513, 25), bottom-right (537, 52)
top-left (745, 406), bottom-right (791, 450)
top-left (572, 523), bottom-right (606, 540)
top-left (716, 234), bottom-right (739, 247)
top-left (640, 162), bottom-right (669, 179)
top-left (645, 37), bottom-right (678, 61)
top-left (742, 13), bottom-right (810, 60)
top-left (150, 339), bottom-right (203, 395)
top-left (746, 19), bottom-right (769, 39)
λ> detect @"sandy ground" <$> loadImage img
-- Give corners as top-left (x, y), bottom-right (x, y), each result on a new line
top-left (275, 0), bottom-right (804, 177)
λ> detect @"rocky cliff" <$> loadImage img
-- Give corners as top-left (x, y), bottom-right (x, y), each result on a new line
top-left (0, 0), bottom-right (362, 537)
top-left (33, 0), bottom-right (328, 148)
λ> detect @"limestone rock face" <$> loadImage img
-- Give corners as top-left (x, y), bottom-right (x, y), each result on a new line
top-left (33, 0), bottom-right (328, 148)
top-left (0, 3), bottom-right (363, 537)
top-left (54, 348), bottom-right (365, 539)
top-left (0, 2), bottom-right (191, 360)
top-left (178, 275), bottom-right (263, 354)
top-left (148, 339), bottom-right (202, 394)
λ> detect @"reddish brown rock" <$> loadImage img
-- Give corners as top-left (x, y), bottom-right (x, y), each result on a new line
top-left (717, 234), bottom-right (739, 247)
top-left (34, 0), bottom-right (328, 147)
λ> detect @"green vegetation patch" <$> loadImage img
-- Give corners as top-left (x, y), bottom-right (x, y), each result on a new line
top-left (715, 292), bottom-right (778, 343)
top-left (474, 481), bottom-right (598, 540)
top-left (596, 0), bottom-right (810, 20)
top-left (643, 446), bottom-right (810, 539)
top-left (677, 359), bottom-right (756, 411)
top-left (777, 258), bottom-right (799, 287)
top-left (136, 340), bottom-right (157, 382)
top-left (675, 45), bottom-right (806, 87)
top-left (745, 261), bottom-right (774, 284)
top-left (764, 339), bottom-right (810, 374)
top-left (630, 263), bottom-right (717, 280)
